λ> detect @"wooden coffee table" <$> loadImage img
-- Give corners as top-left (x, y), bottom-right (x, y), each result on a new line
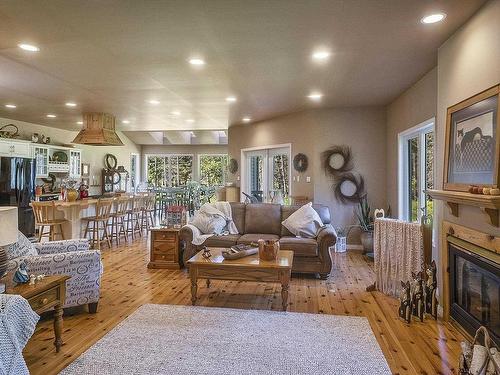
top-left (187, 248), bottom-right (293, 311)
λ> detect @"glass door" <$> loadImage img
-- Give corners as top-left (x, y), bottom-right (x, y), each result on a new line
top-left (244, 146), bottom-right (290, 203)
top-left (400, 120), bottom-right (434, 222)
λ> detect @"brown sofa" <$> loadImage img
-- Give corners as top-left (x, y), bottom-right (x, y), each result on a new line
top-left (179, 203), bottom-right (336, 279)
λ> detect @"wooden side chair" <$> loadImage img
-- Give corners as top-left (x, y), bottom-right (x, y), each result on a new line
top-left (290, 196), bottom-right (310, 206)
top-left (140, 194), bottom-right (156, 231)
top-left (108, 197), bottom-right (129, 245)
top-left (31, 201), bottom-right (67, 241)
top-left (125, 196), bottom-right (143, 239)
top-left (82, 198), bottom-right (113, 250)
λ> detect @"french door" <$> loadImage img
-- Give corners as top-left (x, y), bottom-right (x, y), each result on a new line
top-left (399, 120), bottom-right (434, 222)
top-left (244, 146), bottom-right (290, 202)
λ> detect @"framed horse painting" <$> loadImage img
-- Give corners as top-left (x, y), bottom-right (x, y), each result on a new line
top-left (444, 85), bottom-right (500, 191)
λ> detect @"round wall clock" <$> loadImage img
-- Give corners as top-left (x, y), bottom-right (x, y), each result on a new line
top-left (228, 158), bottom-right (238, 174)
top-left (293, 153), bottom-right (308, 172)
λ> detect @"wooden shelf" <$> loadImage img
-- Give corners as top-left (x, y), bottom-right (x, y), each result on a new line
top-left (426, 189), bottom-right (500, 227)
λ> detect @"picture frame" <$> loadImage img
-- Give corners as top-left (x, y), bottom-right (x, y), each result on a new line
top-left (81, 163), bottom-right (90, 177)
top-left (444, 85), bottom-right (500, 191)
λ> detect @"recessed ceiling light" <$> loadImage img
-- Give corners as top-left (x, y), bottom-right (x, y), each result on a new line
top-left (46, 114), bottom-right (56, 118)
top-left (76, 121), bottom-right (83, 125)
top-left (5, 104), bottom-right (16, 109)
top-left (171, 111), bottom-right (181, 116)
top-left (312, 50), bottom-right (331, 61)
top-left (242, 117), bottom-right (251, 123)
top-left (186, 119), bottom-right (195, 123)
top-left (421, 13), bottom-right (446, 24)
top-left (148, 100), bottom-right (160, 105)
top-left (226, 96), bottom-right (237, 103)
top-left (18, 43), bottom-right (40, 52)
top-left (65, 102), bottom-right (77, 107)
top-left (122, 120), bottom-right (130, 124)
top-left (307, 92), bottom-right (323, 101)
top-left (188, 58), bottom-right (205, 66)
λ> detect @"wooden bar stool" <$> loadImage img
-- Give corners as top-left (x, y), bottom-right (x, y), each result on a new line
top-left (108, 197), bottom-right (129, 245)
top-left (125, 196), bottom-right (143, 239)
top-left (140, 194), bottom-right (156, 231)
top-left (32, 201), bottom-right (67, 241)
top-left (82, 198), bottom-right (113, 250)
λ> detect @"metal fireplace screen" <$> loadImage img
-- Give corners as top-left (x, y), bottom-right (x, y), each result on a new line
top-left (449, 238), bottom-right (500, 343)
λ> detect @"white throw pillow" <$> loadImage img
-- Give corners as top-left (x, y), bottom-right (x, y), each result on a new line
top-left (190, 211), bottom-right (227, 235)
top-left (282, 203), bottom-right (324, 238)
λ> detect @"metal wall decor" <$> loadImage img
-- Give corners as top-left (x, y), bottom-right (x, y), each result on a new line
top-left (321, 145), bottom-right (353, 177)
top-left (293, 153), bottom-right (308, 172)
top-left (228, 158), bottom-right (238, 174)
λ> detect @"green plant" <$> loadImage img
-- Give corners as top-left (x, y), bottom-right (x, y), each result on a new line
top-left (355, 196), bottom-right (374, 232)
top-left (335, 225), bottom-right (356, 238)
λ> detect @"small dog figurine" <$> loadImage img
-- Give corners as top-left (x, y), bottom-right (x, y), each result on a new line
top-left (425, 261), bottom-right (438, 319)
top-left (399, 280), bottom-right (412, 324)
top-left (411, 271), bottom-right (425, 321)
top-left (13, 261), bottom-right (30, 284)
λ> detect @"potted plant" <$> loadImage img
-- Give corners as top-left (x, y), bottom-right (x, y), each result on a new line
top-left (334, 225), bottom-right (356, 253)
top-left (355, 196), bottom-right (374, 254)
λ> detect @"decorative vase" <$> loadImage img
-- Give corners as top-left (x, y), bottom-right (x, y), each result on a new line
top-left (258, 239), bottom-right (280, 261)
top-left (360, 230), bottom-right (374, 254)
top-left (66, 188), bottom-right (78, 202)
top-left (335, 237), bottom-right (347, 253)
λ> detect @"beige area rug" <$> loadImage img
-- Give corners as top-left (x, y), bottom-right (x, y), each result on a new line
top-left (60, 304), bottom-right (391, 375)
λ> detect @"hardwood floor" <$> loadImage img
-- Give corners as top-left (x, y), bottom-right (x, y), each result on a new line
top-left (25, 235), bottom-right (464, 375)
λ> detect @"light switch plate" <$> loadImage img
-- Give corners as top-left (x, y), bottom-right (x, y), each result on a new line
top-left (306, 176), bottom-right (311, 183)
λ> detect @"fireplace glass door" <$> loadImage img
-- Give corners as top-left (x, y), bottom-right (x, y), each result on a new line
top-left (450, 242), bottom-right (500, 342)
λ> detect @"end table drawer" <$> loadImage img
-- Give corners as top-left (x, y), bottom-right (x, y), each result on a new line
top-left (153, 232), bottom-right (177, 242)
top-left (28, 287), bottom-right (58, 310)
top-left (153, 242), bottom-right (176, 253)
top-left (152, 252), bottom-right (175, 262)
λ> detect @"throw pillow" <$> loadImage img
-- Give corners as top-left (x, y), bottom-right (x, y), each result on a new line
top-left (281, 203), bottom-right (324, 238)
top-left (4, 231), bottom-right (38, 261)
top-left (190, 212), bottom-right (227, 235)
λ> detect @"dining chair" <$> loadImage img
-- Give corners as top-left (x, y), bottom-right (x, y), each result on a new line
top-left (31, 201), bottom-right (67, 241)
top-left (82, 198), bottom-right (113, 250)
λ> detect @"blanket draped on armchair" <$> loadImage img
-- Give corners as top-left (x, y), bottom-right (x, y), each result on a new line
top-left (373, 218), bottom-right (423, 297)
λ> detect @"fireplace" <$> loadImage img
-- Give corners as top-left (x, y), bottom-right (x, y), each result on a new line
top-left (448, 237), bottom-right (500, 343)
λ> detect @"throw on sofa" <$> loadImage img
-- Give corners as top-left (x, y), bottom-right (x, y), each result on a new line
top-left (180, 203), bottom-right (336, 279)
top-left (6, 231), bottom-right (103, 313)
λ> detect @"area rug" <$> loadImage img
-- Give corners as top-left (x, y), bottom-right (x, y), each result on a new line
top-left (60, 304), bottom-right (391, 375)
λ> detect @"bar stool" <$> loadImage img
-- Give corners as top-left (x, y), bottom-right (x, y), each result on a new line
top-left (31, 201), bottom-right (67, 241)
top-left (125, 196), bottom-right (143, 239)
top-left (140, 194), bottom-right (156, 231)
top-left (82, 198), bottom-right (113, 250)
top-left (108, 197), bottom-right (128, 245)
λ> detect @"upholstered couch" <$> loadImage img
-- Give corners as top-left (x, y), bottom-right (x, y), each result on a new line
top-left (180, 203), bottom-right (336, 279)
top-left (6, 232), bottom-right (103, 313)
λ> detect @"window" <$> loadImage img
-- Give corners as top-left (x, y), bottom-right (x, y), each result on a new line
top-left (146, 155), bottom-right (193, 187)
top-left (130, 153), bottom-right (140, 192)
top-left (199, 154), bottom-right (228, 186)
top-left (399, 119), bottom-right (434, 222)
top-left (242, 145), bottom-right (291, 202)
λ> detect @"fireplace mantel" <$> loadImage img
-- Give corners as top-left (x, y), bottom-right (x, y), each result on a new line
top-left (427, 189), bottom-right (500, 227)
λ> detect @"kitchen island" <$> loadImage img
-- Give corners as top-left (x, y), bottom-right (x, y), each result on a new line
top-left (53, 198), bottom-right (101, 239)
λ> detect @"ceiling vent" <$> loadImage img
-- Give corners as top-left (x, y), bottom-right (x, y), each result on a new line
top-left (72, 112), bottom-right (124, 146)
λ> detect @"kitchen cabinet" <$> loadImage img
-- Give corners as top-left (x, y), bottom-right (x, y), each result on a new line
top-left (0, 139), bottom-right (31, 158)
top-left (31, 145), bottom-right (49, 177)
top-left (69, 150), bottom-right (81, 178)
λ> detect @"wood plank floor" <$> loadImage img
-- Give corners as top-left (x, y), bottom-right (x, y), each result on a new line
top-left (24, 235), bottom-right (464, 375)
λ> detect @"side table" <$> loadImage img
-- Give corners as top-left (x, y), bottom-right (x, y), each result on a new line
top-left (6, 274), bottom-right (69, 352)
top-left (148, 227), bottom-right (183, 269)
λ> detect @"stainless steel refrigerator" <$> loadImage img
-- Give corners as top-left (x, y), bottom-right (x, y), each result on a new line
top-left (0, 157), bottom-right (36, 236)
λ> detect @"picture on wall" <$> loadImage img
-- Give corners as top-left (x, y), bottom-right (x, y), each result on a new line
top-left (444, 85), bottom-right (500, 191)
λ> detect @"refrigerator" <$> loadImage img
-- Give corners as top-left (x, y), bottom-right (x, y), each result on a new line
top-left (0, 157), bottom-right (36, 237)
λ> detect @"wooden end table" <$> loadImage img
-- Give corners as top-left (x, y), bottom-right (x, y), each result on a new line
top-left (6, 275), bottom-right (69, 352)
top-left (148, 227), bottom-right (183, 269)
top-left (187, 248), bottom-right (293, 311)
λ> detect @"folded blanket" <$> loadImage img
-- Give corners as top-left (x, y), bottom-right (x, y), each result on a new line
top-left (188, 202), bottom-right (238, 245)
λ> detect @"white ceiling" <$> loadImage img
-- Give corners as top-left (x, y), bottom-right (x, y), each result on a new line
top-left (0, 0), bottom-right (487, 141)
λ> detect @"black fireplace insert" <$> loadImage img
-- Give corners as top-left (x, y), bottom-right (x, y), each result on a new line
top-left (449, 237), bottom-right (499, 344)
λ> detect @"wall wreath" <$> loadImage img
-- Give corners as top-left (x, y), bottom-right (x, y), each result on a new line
top-left (321, 145), bottom-right (353, 177)
top-left (333, 172), bottom-right (366, 204)
top-left (105, 153), bottom-right (118, 170)
top-left (228, 158), bottom-right (238, 174)
top-left (293, 153), bottom-right (308, 172)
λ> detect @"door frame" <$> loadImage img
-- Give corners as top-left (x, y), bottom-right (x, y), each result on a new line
top-left (240, 143), bottom-right (292, 202)
top-left (398, 118), bottom-right (435, 221)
